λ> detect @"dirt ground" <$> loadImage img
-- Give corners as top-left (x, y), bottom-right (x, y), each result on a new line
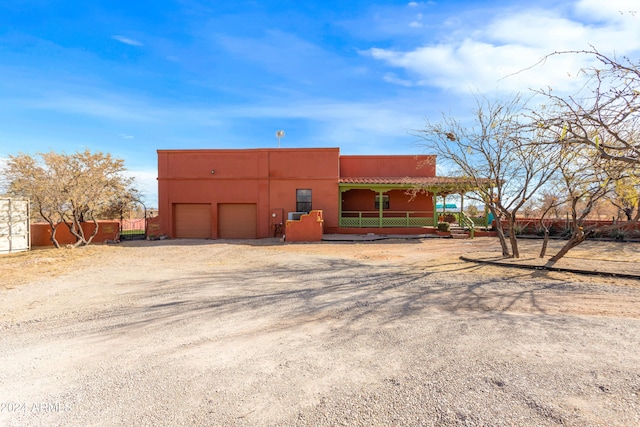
top-left (1, 237), bottom-right (639, 426)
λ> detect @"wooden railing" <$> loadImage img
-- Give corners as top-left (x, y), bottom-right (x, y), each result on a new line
top-left (340, 211), bottom-right (435, 228)
top-left (458, 211), bottom-right (475, 239)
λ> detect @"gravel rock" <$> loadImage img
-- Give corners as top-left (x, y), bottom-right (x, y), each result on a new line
top-left (1, 238), bottom-right (639, 426)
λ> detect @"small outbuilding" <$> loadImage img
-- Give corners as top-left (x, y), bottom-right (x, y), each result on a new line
top-left (0, 198), bottom-right (30, 254)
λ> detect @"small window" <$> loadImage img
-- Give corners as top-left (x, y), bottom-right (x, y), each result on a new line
top-left (375, 194), bottom-right (390, 210)
top-left (296, 189), bottom-right (312, 213)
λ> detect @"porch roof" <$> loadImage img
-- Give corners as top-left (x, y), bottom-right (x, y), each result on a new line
top-left (339, 176), bottom-right (486, 185)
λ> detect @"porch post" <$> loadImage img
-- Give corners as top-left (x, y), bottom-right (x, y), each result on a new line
top-left (442, 194), bottom-right (446, 216)
top-left (485, 186), bottom-right (492, 229)
top-left (484, 197), bottom-right (489, 228)
top-left (338, 185), bottom-right (344, 228)
top-left (432, 192), bottom-right (438, 226)
top-left (460, 192), bottom-right (465, 223)
top-left (338, 187), bottom-right (343, 228)
top-left (378, 190), bottom-right (384, 227)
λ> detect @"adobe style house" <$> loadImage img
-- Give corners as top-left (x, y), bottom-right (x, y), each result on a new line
top-left (157, 147), bottom-right (483, 239)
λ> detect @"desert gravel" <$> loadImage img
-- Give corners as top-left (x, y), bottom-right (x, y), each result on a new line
top-left (1, 238), bottom-right (639, 426)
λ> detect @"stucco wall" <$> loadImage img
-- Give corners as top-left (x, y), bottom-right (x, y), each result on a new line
top-left (31, 221), bottom-right (119, 247)
top-left (342, 189), bottom-right (432, 214)
top-left (339, 155), bottom-right (436, 177)
top-left (158, 149), bottom-right (445, 239)
top-left (285, 210), bottom-right (324, 242)
top-left (158, 148), bottom-right (340, 238)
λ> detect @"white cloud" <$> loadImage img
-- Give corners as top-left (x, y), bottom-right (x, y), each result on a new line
top-left (484, 12), bottom-right (589, 49)
top-left (409, 21), bottom-right (423, 28)
top-left (28, 94), bottom-right (155, 122)
top-left (112, 35), bottom-right (143, 47)
top-left (383, 73), bottom-right (414, 87)
top-left (125, 169), bottom-right (158, 207)
top-left (364, 1), bottom-right (640, 94)
top-left (574, 0), bottom-right (638, 21)
top-left (408, 2), bottom-right (419, 6)
top-left (119, 134), bottom-right (135, 139)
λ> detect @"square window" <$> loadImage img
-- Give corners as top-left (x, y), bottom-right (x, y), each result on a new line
top-left (375, 194), bottom-right (389, 210)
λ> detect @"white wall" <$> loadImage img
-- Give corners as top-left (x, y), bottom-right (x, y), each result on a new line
top-left (0, 198), bottom-right (30, 254)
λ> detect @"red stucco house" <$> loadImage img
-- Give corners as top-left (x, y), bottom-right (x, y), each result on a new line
top-left (157, 147), bottom-right (482, 239)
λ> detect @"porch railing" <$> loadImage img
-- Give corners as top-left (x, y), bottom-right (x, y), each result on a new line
top-left (471, 216), bottom-right (489, 227)
top-left (437, 212), bottom-right (489, 229)
top-left (340, 211), bottom-right (435, 228)
top-left (458, 211), bottom-right (475, 239)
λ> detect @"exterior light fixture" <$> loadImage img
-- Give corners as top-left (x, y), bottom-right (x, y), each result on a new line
top-left (275, 130), bottom-right (285, 148)
top-left (211, 169), bottom-right (215, 175)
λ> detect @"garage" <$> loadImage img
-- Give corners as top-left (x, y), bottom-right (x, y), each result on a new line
top-left (173, 203), bottom-right (211, 238)
top-left (218, 203), bottom-right (257, 239)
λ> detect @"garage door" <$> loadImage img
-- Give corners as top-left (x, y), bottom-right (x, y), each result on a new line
top-left (174, 203), bottom-right (211, 238)
top-left (218, 204), bottom-right (257, 239)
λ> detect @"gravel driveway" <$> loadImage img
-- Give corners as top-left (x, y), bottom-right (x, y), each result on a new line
top-left (1, 238), bottom-right (639, 426)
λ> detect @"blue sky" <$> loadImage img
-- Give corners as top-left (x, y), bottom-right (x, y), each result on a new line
top-left (1, 0), bottom-right (638, 207)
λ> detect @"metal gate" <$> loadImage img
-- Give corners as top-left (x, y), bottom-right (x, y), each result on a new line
top-left (119, 201), bottom-right (148, 241)
top-left (0, 198), bottom-right (30, 254)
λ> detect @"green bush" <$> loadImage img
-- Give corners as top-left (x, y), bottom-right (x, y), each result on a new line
top-left (534, 225), bottom-right (547, 236)
top-left (560, 227), bottom-right (573, 239)
top-left (437, 222), bottom-right (451, 232)
top-left (610, 229), bottom-right (626, 241)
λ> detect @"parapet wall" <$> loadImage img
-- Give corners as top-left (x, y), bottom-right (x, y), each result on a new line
top-left (285, 210), bottom-right (324, 242)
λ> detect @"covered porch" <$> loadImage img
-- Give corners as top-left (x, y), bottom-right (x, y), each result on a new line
top-left (338, 177), bottom-right (490, 235)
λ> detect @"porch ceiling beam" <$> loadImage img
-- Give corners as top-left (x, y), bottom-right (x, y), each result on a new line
top-left (339, 183), bottom-right (482, 193)
top-left (339, 184), bottom-right (406, 193)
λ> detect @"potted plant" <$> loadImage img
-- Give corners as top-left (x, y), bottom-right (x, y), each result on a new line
top-left (437, 222), bottom-right (451, 236)
top-left (443, 214), bottom-right (457, 224)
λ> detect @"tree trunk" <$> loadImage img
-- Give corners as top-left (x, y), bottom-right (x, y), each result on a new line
top-left (41, 214), bottom-right (61, 249)
top-left (548, 230), bottom-right (586, 263)
top-left (489, 208), bottom-right (510, 257)
top-left (65, 214), bottom-right (87, 247)
top-left (84, 216), bottom-right (100, 245)
top-left (495, 221), bottom-right (510, 257)
top-left (539, 230), bottom-right (549, 258)
top-left (507, 218), bottom-right (520, 258)
top-left (49, 223), bottom-right (61, 249)
top-left (66, 221), bottom-right (84, 247)
top-left (538, 216), bottom-right (550, 258)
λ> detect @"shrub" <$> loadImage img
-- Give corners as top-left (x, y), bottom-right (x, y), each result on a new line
top-left (514, 224), bottom-right (526, 236)
top-left (534, 225), bottom-right (547, 236)
top-left (437, 222), bottom-right (451, 232)
top-left (610, 229), bottom-right (627, 241)
top-left (560, 227), bottom-right (573, 239)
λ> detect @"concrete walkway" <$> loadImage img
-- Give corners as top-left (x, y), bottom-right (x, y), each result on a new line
top-left (322, 233), bottom-right (439, 242)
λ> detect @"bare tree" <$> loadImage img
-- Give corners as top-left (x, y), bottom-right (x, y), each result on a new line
top-left (609, 177), bottom-right (640, 221)
top-left (3, 150), bottom-right (137, 248)
top-left (536, 193), bottom-right (563, 258)
top-left (529, 48), bottom-right (640, 261)
top-left (465, 204), bottom-right (480, 217)
top-left (548, 146), bottom-right (638, 263)
top-left (415, 95), bottom-right (559, 258)
top-left (532, 48), bottom-right (640, 165)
